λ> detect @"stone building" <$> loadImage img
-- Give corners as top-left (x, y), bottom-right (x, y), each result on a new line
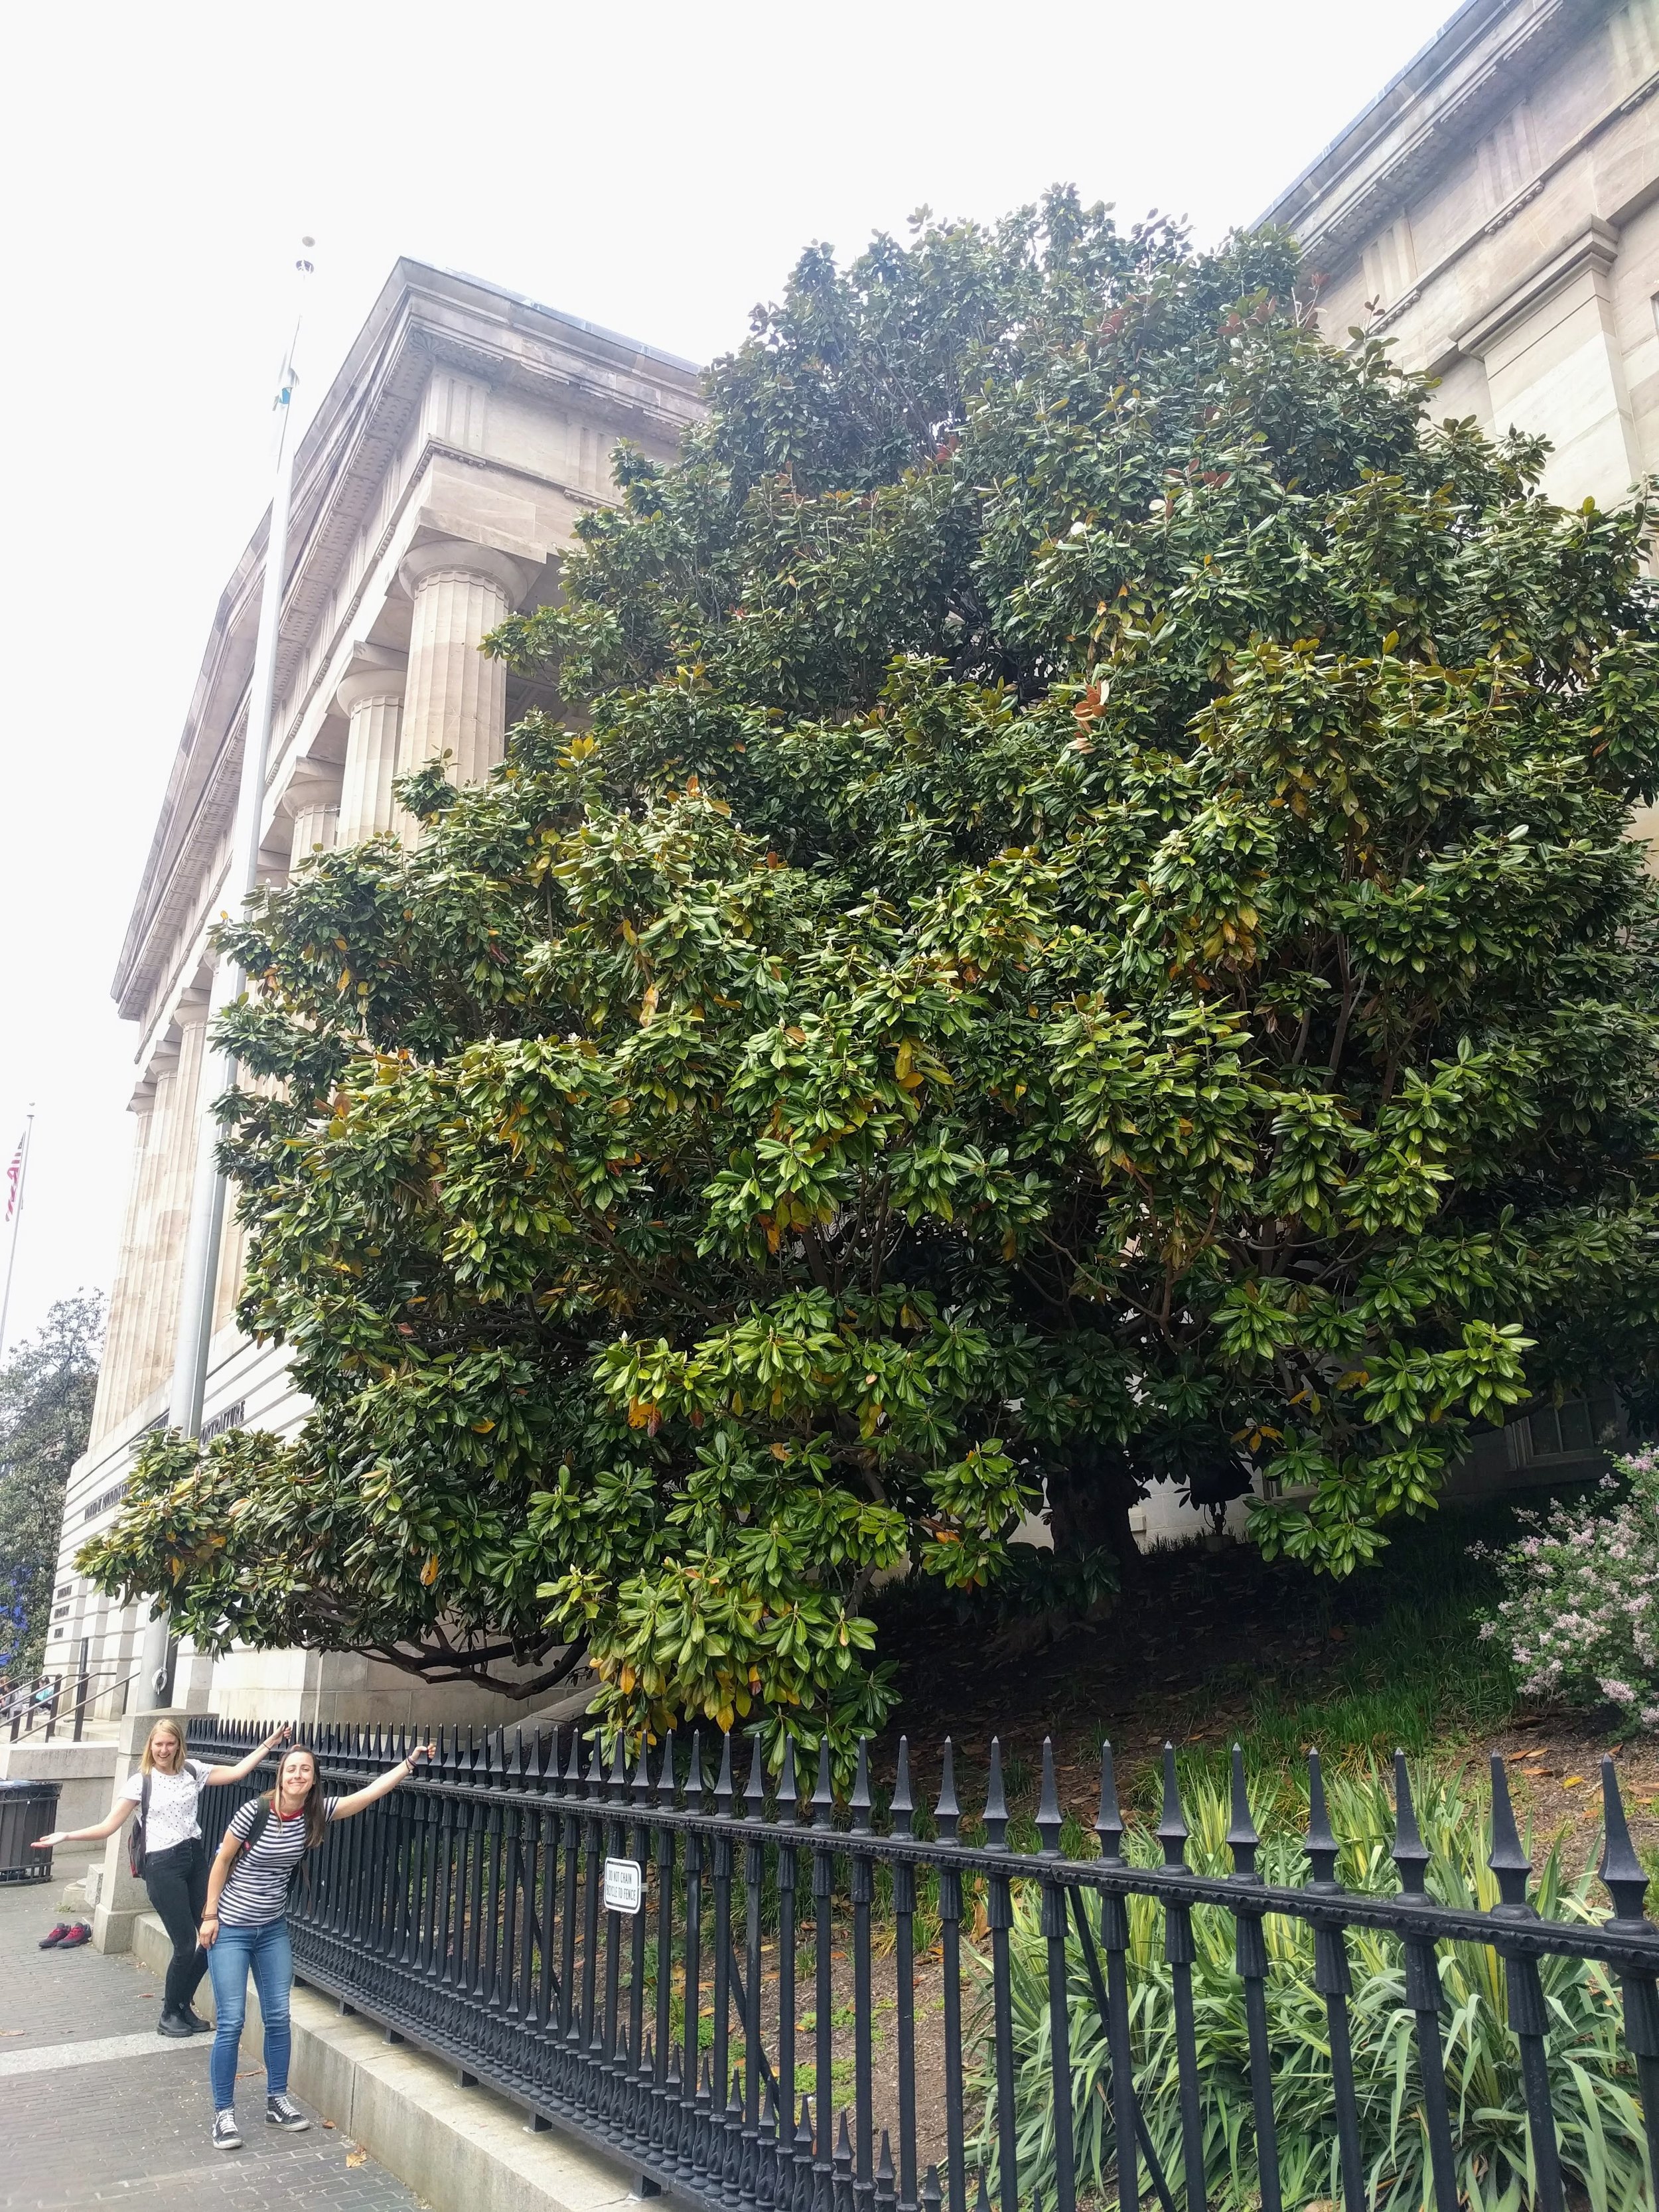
top-left (43, 0), bottom-right (1659, 1712)
top-left (46, 261), bottom-right (701, 1724)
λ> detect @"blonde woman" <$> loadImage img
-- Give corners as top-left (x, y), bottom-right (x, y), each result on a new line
top-left (34, 1717), bottom-right (289, 2035)
top-left (198, 1737), bottom-right (432, 2150)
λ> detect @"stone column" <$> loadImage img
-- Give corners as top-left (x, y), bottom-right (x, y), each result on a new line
top-left (287, 800), bottom-right (338, 869)
top-left (396, 538), bottom-right (529, 797)
top-left (334, 658), bottom-right (406, 844)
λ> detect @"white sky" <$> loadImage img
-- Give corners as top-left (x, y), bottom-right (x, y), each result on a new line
top-left (0, 0), bottom-right (1455, 1354)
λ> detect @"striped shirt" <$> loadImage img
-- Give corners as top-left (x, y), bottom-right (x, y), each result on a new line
top-left (218, 1795), bottom-right (341, 1926)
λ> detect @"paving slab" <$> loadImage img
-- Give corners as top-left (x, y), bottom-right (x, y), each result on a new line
top-left (0, 1880), bottom-right (424, 2210)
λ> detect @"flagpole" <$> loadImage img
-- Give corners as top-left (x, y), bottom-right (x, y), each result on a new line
top-left (139, 239), bottom-right (316, 1703)
top-left (0, 1106), bottom-right (35, 1361)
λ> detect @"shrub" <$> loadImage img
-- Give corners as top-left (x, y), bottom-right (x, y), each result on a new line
top-left (1481, 1447), bottom-right (1659, 1728)
top-left (976, 1763), bottom-right (1648, 2211)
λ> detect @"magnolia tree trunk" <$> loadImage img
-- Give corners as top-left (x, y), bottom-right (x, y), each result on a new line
top-left (1046, 1445), bottom-right (1147, 1586)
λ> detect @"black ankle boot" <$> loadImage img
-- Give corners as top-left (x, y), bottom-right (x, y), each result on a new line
top-left (182, 2008), bottom-right (211, 2033)
top-left (157, 2009), bottom-right (194, 2038)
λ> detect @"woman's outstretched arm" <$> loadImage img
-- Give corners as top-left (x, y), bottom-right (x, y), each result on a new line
top-left (203, 1723), bottom-right (291, 1788)
top-left (332, 1744), bottom-right (436, 1821)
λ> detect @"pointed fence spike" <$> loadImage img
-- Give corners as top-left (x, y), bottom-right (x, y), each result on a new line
top-left (891, 1738), bottom-right (914, 1838)
top-left (877, 2129), bottom-right (895, 2193)
top-left (1601, 1753), bottom-right (1651, 1926)
top-left (983, 1737), bottom-right (1009, 1849)
top-left (1226, 1743), bottom-right (1259, 1878)
top-left (1096, 1740), bottom-right (1124, 1864)
top-left (610, 1732), bottom-right (628, 1798)
top-left (715, 1730), bottom-right (735, 1814)
top-left (632, 1737), bottom-right (653, 1804)
top-left (1304, 1749), bottom-right (1338, 1889)
top-left (687, 1729), bottom-right (705, 1803)
top-left (1487, 1753), bottom-right (1532, 1911)
top-left (851, 1739), bottom-right (873, 1833)
top-left (563, 1728), bottom-right (583, 1791)
top-left (1392, 1749), bottom-right (1430, 1897)
top-left (812, 1739), bottom-right (835, 1830)
top-left (657, 1728), bottom-right (678, 1805)
top-left (745, 1731), bottom-right (767, 1823)
top-left (1157, 1743), bottom-right (1189, 1868)
top-left (1036, 1736), bottom-right (1062, 1856)
top-left (920, 2167), bottom-right (942, 2212)
top-left (835, 2110), bottom-right (853, 2163)
top-left (975, 2162), bottom-right (991, 2212)
top-left (935, 1737), bottom-right (960, 1843)
top-left (797, 2097), bottom-right (814, 2150)
top-left (778, 1734), bottom-right (799, 1818)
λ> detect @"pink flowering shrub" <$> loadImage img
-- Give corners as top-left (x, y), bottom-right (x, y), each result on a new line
top-left (1482, 1447), bottom-right (1659, 1725)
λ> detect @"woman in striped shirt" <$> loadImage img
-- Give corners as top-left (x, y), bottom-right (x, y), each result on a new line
top-left (197, 1738), bottom-right (432, 2151)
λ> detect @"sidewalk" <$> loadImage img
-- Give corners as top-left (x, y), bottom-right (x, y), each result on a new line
top-left (0, 1878), bottom-right (425, 2209)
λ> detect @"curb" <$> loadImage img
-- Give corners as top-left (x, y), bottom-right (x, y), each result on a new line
top-left (129, 1910), bottom-right (648, 2212)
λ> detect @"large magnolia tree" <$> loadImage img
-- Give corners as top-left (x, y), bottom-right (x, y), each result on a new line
top-left (84, 196), bottom-right (1659, 1753)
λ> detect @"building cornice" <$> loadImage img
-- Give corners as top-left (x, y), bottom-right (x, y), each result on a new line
top-left (1257, 0), bottom-right (1595, 273)
top-left (112, 262), bottom-right (704, 1024)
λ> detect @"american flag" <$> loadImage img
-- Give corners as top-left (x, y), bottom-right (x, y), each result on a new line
top-left (3, 1131), bottom-right (23, 1224)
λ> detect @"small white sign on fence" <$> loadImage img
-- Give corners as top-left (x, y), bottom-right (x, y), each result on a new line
top-left (603, 1856), bottom-right (642, 1915)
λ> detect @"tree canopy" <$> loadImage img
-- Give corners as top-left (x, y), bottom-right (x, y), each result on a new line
top-left (83, 193), bottom-right (1659, 1757)
top-left (1, 1294), bottom-right (103, 1679)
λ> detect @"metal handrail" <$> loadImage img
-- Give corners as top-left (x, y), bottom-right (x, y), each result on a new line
top-left (5, 1662), bottom-right (146, 1743)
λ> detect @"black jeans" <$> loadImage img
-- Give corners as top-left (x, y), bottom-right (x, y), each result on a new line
top-left (143, 1838), bottom-right (208, 2014)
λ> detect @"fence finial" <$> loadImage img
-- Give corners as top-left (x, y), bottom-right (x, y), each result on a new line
top-left (983, 1737), bottom-right (1009, 1849)
top-left (657, 1728), bottom-right (678, 1806)
top-left (563, 1728), bottom-right (583, 1793)
top-left (745, 1730), bottom-right (767, 1824)
top-left (1601, 1754), bottom-right (1651, 1927)
top-left (715, 1730), bottom-right (735, 1817)
top-left (778, 1733), bottom-right (799, 1820)
top-left (1486, 1753), bottom-right (1532, 1912)
top-left (891, 1737), bottom-right (914, 1838)
top-left (1226, 1743), bottom-right (1259, 1879)
top-left (1391, 1750), bottom-right (1429, 1897)
top-left (920, 2166), bottom-right (942, 2212)
top-left (1096, 1740), bottom-right (1125, 1864)
top-left (687, 1729), bottom-right (705, 1805)
top-left (1156, 1743), bottom-right (1189, 1868)
top-left (851, 1739), bottom-right (873, 1834)
top-left (876, 2128), bottom-right (896, 2210)
top-left (812, 1739), bottom-right (835, 1830)
top-left (632, 1736), bottom-right (653, 1805)
top-left (1304, 1749), bottom-right (1338, 1890)
top-left (935, 1738), bottom-right (960, 1843)
top-left (1037, 1737), bottom-right (1062, 1857)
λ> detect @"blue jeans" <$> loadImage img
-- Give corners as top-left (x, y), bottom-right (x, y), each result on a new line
top-left (206, 1916), bottom-right (293, 2109)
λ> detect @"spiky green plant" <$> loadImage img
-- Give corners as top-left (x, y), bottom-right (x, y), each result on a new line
top-left (974, 1763), bottom-right (1648, 2211)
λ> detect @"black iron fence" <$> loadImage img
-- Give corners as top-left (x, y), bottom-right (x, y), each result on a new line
top-left (186, 1719), bottom-right (1659, 2212)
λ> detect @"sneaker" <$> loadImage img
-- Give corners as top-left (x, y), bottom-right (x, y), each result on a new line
top-left (265, 2093), bottom-right (310, 2132)
top-left (36, 1923), bottom-right (70, 1949)
top-left (55, 1923), bottom-right (91, 1949)
top-left (212, 2110), bottom-right (242, 2152)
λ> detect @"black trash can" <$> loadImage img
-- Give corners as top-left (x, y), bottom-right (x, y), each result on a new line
top-left (0, 1777), bottom-right (60, 1881)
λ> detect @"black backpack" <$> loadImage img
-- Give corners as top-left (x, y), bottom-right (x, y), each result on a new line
top-left (127, 1773), bottom-right (151, 1879)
